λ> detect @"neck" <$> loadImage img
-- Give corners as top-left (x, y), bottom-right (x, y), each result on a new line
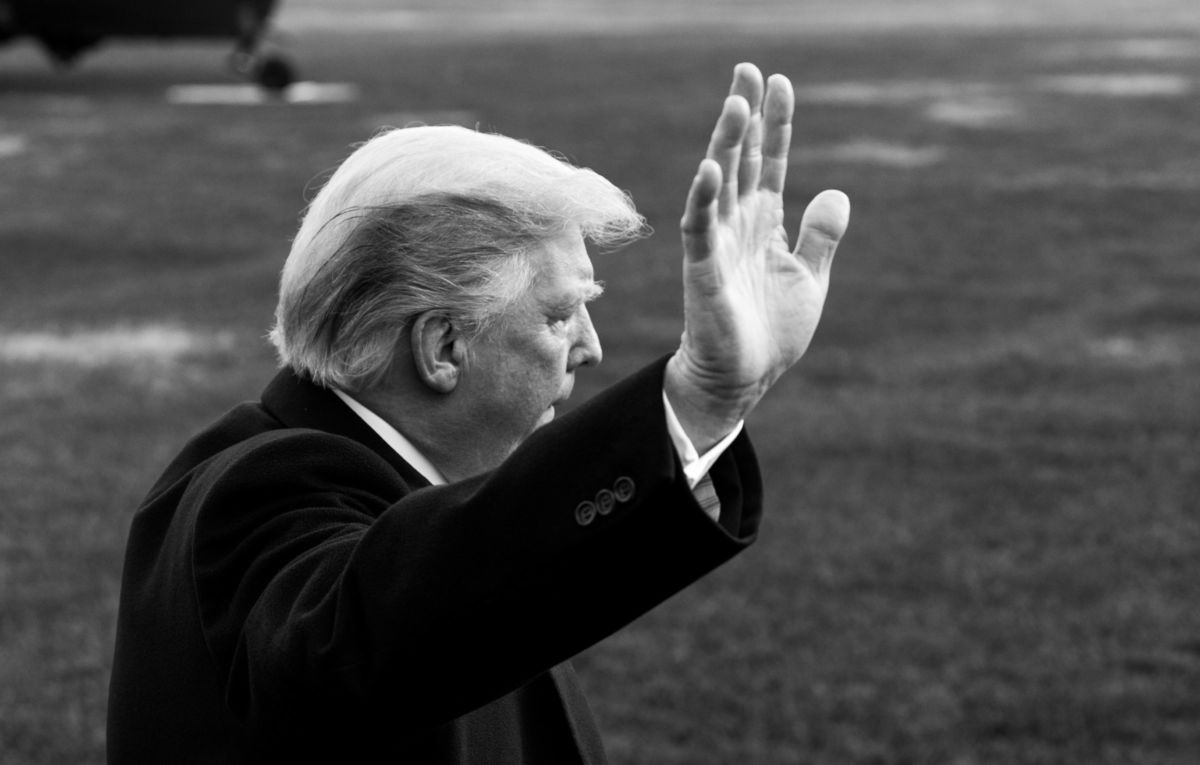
top-left (353, 382), bottom-right (505, 484)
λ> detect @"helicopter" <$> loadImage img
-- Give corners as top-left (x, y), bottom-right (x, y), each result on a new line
top-left (0, 0), bottom-right (297, 90)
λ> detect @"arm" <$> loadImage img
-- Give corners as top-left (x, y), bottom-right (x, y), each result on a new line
top-left (195, 360), bottom-right (760, 740)
top-left (666, 63), bottom-right (851, 451)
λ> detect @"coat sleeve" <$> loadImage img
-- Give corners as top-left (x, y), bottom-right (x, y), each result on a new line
top-left (189, 359), bottom-right (763, 738)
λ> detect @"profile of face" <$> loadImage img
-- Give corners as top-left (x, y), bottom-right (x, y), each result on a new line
top-left (454, 231), bottom-right (605, 467)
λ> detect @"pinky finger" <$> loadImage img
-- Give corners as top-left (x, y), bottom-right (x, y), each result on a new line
top-left (680, 158), bottom-right (722, 263)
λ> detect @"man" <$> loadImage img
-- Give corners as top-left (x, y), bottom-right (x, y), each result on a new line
top-left (107, 63), bottom-right (850, 762)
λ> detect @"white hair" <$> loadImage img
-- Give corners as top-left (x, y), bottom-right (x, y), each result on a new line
top-left (268, 125), bottom-right (646, 392)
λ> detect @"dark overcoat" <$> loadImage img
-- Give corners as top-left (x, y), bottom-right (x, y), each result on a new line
top-left (107, 359), bottom-right (762, 763)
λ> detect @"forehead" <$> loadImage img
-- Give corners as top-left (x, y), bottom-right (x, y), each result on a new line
top-left (527, 232), bottom-right (598, 294)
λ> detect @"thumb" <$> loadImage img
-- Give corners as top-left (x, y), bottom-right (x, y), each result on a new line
top-left (793, 189), bottom-right (850, 276)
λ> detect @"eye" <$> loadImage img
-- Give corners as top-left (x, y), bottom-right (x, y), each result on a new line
top-left (547, 303), bottom-right (578, 326)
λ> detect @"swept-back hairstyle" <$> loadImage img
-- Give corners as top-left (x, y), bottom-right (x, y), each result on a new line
top-left (268, 125), bottom-right (646, 392)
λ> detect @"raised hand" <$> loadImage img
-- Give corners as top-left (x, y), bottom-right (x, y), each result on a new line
top-left (664, 63), bottom-right (851, 451)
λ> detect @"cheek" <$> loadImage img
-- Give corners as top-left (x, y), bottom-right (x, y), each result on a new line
top-left (544, 342), bottom-right (573, 383)
top-left (490, 332), bottom-right (572, 411)
top-left (521, 334), bottom-right (570, 378)
top-left (527, 356), bottom-right (567, 397)
top-left (512, 357), bottom-right (568, 413)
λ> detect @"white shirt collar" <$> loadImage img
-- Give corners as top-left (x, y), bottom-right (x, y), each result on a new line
top-left (331, 389), bottom-right (448, 486)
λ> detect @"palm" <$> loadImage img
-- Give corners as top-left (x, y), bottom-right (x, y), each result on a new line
top-left (685, 187), bottom-right (829, 387)
top-left (667, 64), bottom-right (850, 447)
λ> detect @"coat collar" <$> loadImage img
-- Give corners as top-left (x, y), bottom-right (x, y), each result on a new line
top-left (259, 367), bottom-right (432, 489)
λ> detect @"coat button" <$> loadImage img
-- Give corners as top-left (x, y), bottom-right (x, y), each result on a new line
top-left (595, 489), bottom-right (615, 515)
top-left (575, 501), bottom-right (597, 526)
top-left (613, 476), bottom-right (635, 502)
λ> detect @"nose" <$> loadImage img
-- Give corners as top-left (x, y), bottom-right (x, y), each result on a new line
top-left (569, 306), bottom-right (602, 370)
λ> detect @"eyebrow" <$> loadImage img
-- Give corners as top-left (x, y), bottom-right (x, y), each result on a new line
top-left (548, 281), bottom-right (605, 315)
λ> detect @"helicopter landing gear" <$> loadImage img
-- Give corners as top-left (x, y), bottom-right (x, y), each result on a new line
top-left (37, 33), bottom-right (102, 67)
top-left (231, 3), bottom-right (296, 93)
top-left (230, 48), bottom-right (297, 93)
top-left (252, 52), bottom-right (295, 91)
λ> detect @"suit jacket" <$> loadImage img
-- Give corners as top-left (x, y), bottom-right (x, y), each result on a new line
top-left (107, 358), bottom-right (763, 763)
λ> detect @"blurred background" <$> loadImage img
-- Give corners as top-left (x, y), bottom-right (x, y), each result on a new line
top-left (1, 0), bottom-right (1198, 762)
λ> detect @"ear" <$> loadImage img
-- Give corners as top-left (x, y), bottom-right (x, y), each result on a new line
top-left (410, 311), bottom-right (466, 394)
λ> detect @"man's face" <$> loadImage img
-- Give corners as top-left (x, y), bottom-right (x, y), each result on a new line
top-left (456, 231), bottom-right (604, 466)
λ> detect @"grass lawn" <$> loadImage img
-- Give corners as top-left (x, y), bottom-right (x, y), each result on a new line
top-left (1, 2), bottom-right (1198, 762)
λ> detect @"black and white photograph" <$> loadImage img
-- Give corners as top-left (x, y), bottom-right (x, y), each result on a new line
top-left (1, 1), bottom-right (1197, 762)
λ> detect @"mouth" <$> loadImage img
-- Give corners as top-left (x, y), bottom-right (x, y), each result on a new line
top-left (542, 393), bottom-right (570, 425)
top-left (541, 380), bottom-right (573, 426)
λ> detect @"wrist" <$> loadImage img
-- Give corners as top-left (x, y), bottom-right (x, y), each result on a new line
top-left (664, 352), bottom-right (757, 453)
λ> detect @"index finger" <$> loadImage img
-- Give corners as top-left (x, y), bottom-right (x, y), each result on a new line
top-left (759, 73), bottom-right (794, 194)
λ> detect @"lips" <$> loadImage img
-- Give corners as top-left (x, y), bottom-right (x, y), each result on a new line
top-left (551, 390), bottom-right (571, 410)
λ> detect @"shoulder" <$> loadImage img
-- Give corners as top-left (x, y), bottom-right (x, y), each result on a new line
top-left (188, 425), bottom-right (413, 519)
top-left (135, 403), bottom-right (420, 562)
